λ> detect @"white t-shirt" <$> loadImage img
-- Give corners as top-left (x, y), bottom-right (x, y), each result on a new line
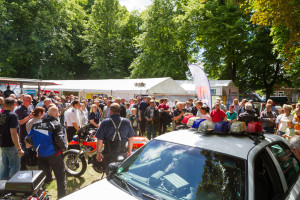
top-left (278, 114), bottom-right (293, 132)
top-left (65, 107), bottom-right (80, 127)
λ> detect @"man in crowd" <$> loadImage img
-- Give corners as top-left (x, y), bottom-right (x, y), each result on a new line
top-left (215, 97), bottom-right (227, 112)
top-left (145, 100), bottom-right (159, 140)
top-left (158, 98), bottom-right (170, 135)
top-left (173, 102), bottom-right (185, 126)
top-left (249, 100), bottom-right (260, 116)
top-left (139, 96), bottom-right (151, 136)
top-left (210, 102), bottom-right (227, 123)
top-left (95, 103), bottom-right (134, 166)
top-left (26, 106), bottom-right (67, 199)
top-left (238, 103), bottom-right (259, 125)
top-left (0, 98), bottom-right (24, 179)
top-left (191, 101), bottom-right (203, 116)
top-left (260, 103), bottom-right (277, 134)
top-left (4, 86), bottom-right (14, 98)
top-left (238, 99), bottom-right (248, 114)
top-left (43, 98), bottom-right (52, 113)
top-left (103, 100), bottom-right (112, 118)
top-left (65, 100), bottom-right (81, 142)
top-left (115, 98), bottom-right (126, 118)
top-left (15, 94), bottom-right (33, 170)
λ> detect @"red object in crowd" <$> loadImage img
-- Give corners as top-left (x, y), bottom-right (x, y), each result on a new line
top-left (247, 122), bottom-right (263, 133)
top-left (181, 115), bottom-right (195, 124)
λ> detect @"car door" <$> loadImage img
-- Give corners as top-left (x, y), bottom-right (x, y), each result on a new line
top-left (267, 142), bottom-right (300, 200)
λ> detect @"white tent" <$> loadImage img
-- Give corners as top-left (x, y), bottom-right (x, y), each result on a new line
top-left (25, 77), bottom-right (187, 100)
top-left (176, 80), bottom-right (239, 107)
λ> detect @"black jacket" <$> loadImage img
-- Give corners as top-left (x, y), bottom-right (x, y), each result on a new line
top-left (26, 115), bottom-right (67, 156)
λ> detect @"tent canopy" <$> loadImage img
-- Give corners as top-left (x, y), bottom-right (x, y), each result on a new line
top-left (25, 78), bottom-right (187, 98)
top-left (176, 80), bottom-right (236, 95)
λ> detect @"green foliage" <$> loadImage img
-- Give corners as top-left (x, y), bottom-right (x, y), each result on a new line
top-left (81, 0), bottom-right (140, 78)
top-left (186, 0), bottom-right (250, 83)
top-left (129, 0), bottom-right (191, 80)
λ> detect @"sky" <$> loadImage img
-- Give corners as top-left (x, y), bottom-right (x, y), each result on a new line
top-left (119, 0), bottom-right (152, 12)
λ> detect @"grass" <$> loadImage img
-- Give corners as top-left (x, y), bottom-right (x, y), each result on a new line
top-left (46, 163), bottom-right (105, 199)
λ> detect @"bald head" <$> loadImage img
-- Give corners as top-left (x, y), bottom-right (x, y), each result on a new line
top-left (110, 103), bottom-right (121, 114)
top-left (47, 106), bottom-right (58, 118)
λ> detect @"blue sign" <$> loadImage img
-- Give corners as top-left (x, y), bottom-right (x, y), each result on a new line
top-left (211, 89), bottom-right (216, 95)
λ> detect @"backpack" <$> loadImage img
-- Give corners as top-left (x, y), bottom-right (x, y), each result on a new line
top-left (0, 112), bottom-right (9, 146)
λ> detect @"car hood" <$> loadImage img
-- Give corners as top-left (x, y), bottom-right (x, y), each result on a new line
top-left (61, 178), bottom-right (137, 200)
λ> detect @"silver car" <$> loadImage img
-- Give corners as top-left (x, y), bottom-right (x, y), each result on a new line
top-left (62, 129), bottom-right (300, 200)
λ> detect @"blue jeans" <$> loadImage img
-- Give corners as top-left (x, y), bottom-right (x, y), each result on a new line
top-left (147, 123), bottom-right (157, 140)
top-left (264, 127), bottom-right (275, 134)
top-left (278, 131), bottom-right (285, 136)
top-left (0, 147), bottom-right (21, 179)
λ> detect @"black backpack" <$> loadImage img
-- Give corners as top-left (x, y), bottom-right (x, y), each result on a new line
top-left (0, 112), bottom-right (9, 146)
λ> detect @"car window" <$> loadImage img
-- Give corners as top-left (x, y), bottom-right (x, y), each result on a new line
top-left (269, 143), bottom-right (300, 188)
top-left (115, 140), bottom-right (246, 200)
top-left (254, 149), bottom-right (283, 200)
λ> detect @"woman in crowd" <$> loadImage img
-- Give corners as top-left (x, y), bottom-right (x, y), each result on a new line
top-left (88, 104), bottom-right (100, 128)
top-left (277, 104), bottom-right (293, 136)
top-left (199, 106), bottom-right (211, 121)
top-left (26, 107), bottom-right (45, 133)
top-left (226, 105), bottom-right (237, 124)
top-left (25, 107), bottom-right (45, 170)
top-left (125, 103), bottom-right (131, 119)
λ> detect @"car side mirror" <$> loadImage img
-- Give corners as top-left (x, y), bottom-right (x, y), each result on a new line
top-left (106, 162), bottom-right (119, 178)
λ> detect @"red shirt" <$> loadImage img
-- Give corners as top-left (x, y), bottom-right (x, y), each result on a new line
top-left (158, 104), bottom-right (170, 110)
top-left (210, 109), bottom-right (226, 123)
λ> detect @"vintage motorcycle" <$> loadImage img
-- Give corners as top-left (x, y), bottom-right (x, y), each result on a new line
top-left (63, 126), bottom-right (148, 178)
top-left (0, 170), bottom-right (50, 200)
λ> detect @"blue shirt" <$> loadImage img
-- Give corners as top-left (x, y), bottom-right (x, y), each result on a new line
top-left (15, 105), bottom-right (31, 140)
top-left (95, 114), bottom-right (134, 142)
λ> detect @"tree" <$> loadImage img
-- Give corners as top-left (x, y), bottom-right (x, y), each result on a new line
top-left (0, 0), bottom-right (88, 79)
top-left (129, 0), bottom-right (191, 80)
top-left (237, 0), bottom-right (300, 68)
top-left (82, 0), bottom-right (139, 79)
top-left (185, 0), bottom-right (250, 84)
top-left (240, 26), bottom-right (286, 100)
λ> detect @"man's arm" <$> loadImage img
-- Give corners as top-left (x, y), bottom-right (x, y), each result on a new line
top-left (53, 124), bottom-right (68, 152)
top-left (127, 137), bottom-right (133, 157)
top-left (72, 122), bottom-right (79, 130)
top-left (19, 115), bottom-right (32, 126)
top-left (10, 128), bottom-right (24, 157)
top-left (96, 139), bottom-right (103, 162)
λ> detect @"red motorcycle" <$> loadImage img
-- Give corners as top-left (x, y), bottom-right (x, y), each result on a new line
top-left (63, 127), bottom-right (148, 177)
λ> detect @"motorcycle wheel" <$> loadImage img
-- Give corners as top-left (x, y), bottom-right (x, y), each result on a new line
top-left (63, 151), bottom-right (87, 177)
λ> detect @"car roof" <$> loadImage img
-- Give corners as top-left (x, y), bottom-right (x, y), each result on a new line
top-left (155, 129), bottom-right (283, 159)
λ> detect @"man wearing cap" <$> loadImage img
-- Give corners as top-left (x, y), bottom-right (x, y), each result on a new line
top-left (145, 100), bottom-right (159, 140)
top-left (139, 96), bottom-right (151, 136)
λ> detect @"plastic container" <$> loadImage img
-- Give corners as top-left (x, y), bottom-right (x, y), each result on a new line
top-left (247, 122), bottom-right (263, 134)
top-left (187, 117), bottom-right (200, 127)
top-left (181, 115), bottom-right (195, 124)
top-left (192, 119), bottom-right (206, 129)
top-left (214, 121), bottom-right (230, 133)
top-left (230, 121), bottom-right (246, 134)
top-left (198, 120), bottom-right (215, 133)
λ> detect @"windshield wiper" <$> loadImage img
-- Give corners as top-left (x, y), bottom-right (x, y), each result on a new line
top-left (142, 193), bottom-right (159, 200)
top-left (114, 174), bottom-right (138, 196)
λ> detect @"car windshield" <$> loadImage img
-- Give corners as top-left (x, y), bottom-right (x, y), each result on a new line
top-left (113, 140), bottom-right (246, 200)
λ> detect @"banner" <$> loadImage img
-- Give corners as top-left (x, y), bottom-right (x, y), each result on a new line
top-left (188, 64), bottom-right (212, 109)
top-left (85, 93), bottom-right (103, 100)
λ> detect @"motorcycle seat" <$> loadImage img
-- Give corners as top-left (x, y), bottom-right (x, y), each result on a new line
top-left (0, 180), bottom-right (7, 194)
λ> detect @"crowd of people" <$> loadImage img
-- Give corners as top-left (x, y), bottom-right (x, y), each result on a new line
top-left (1, 85), bottom-right (300, 198)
